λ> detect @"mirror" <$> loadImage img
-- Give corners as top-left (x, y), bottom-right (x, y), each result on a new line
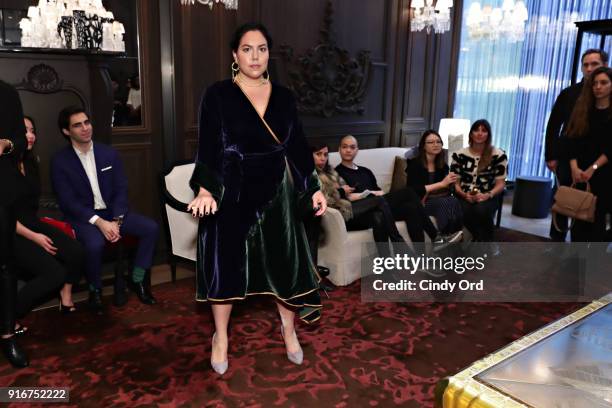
top-left (0, 0), bottom-right (144, 128)
top-left (103, 0), bottom-right (143, 128)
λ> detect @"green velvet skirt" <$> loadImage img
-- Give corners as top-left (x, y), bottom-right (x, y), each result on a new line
top-left (195, 167), bottom-right (322, 324)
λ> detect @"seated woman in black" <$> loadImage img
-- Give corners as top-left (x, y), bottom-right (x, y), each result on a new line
top-left (406, 130), bottom-right (463, 234)
top-left (312, 143), bottom-right (409, 257)
top-left (566, 66), bottom-right (612, 242)
top-left (14, 116), bottom-right (85, 318)
top-left (450, 119), bottom-right (507, 242)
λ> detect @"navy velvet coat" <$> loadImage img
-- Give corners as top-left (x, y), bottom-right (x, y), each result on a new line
top-left (190, 80), bottom-right (321, 323)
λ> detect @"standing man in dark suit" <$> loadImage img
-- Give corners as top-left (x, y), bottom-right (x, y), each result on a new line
top-left (0, 80), bottom-right (29, 368)
top-left (545, 49), bottom-right (608, 241)
top-left (51, 106), bottom-right (158, 315)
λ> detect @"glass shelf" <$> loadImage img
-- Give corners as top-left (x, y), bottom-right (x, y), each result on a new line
top-left (0, 46), bottom-right (130, 58)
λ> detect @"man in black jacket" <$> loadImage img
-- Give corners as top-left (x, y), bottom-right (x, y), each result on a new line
top-left (545, 49), bottom-right (608, 241)
top-left (0, 80), bottom-right (29, 368)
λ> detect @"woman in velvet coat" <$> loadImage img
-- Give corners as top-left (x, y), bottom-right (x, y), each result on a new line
top-left (188, 23), bottom-right (327, 374)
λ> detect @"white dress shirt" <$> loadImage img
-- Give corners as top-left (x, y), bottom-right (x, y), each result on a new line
top-left (127, 88), bottom-right (141, 109)
top-left (73, 142), bottom-right (107, 225)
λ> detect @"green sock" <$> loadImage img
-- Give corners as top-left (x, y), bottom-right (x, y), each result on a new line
top-left (132, 267), bottom-right (146, 283)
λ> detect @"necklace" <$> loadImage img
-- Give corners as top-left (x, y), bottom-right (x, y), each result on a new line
top-left (234, 73), bottom-right (268, 88)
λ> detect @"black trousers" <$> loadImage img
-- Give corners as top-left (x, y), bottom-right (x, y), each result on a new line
top-left (14, 221), bottom-right (85, 318)
top-left (384, 187), bottom-right (438, 242)
top-left (461, 199), bottom-right (498, 242)
top-left (303, 196), bottom-right (412, 260)
top-left (0, 205), bottom-right (17, 336)
top-left (570, 182), bottom-right (609, 242)
top-left (346, 196), bottom-right (411, 257)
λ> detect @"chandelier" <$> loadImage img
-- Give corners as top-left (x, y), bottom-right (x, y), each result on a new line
top-left (466, 0), bottom-right (528, 42)
top-left (19, 0), bottom-right (125, 51)
top-left (410, 0), bottom-right (453, 34)
top-left (180, 0), bottom-right (238, 10)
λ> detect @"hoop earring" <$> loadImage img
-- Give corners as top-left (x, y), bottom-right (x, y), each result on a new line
top-left (231, 61), bottom-right (240, 81)
top-left (263, 70), bottom-right (270, 82)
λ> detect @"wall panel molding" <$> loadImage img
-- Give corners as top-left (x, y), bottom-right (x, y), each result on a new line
top-left (113, 143), bottom-right (154, 216)
top-left (169, 0), bottom-right (462, 155)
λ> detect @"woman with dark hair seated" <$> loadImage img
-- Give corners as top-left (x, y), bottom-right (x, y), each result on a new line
top-left (14, 116), bottom-right (85, 320)
top-left (451, 119), bottom-right (507, 242)
top-left (406, 129), bottom-right (463, 234)
top-left (312, 143), bottom-right (410, 257)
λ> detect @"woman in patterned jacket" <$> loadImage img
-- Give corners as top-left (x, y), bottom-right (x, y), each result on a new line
top-left (450, 119), bottom-right (507, 242)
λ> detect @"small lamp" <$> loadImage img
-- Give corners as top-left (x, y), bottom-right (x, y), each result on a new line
top-left (438, 118), bottom-right (471, 160)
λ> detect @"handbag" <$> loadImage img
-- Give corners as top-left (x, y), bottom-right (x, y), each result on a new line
top-left (551, 175), bottom-right (596, 232)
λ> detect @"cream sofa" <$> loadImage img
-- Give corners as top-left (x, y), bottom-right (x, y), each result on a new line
top-left (161, 148), bottom-right (417, 287)
top-left (319, 147), bottom-right (412, 286)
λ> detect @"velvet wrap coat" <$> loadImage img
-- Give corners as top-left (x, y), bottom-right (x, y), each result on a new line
top-left (190, 80), bottom-right (321, 323)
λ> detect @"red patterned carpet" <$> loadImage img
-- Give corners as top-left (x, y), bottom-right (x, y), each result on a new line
top-left (0, 274), bottom-right (579, 408)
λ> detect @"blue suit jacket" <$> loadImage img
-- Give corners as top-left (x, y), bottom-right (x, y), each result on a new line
top-left (51, 142), bottom-right (129, 224)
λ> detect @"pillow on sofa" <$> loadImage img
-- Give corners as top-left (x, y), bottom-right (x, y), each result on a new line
top-left (404, 145), bottom-right (419, 160)
top-left (390, 156), bottom-right (407, 192)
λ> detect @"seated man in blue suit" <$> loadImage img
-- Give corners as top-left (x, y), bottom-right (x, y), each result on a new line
top-left (51, 106), bottom-right (158, 315)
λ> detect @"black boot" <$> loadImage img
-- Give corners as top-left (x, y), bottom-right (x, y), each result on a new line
top-left (88, 289), bottom-right (104, 315)
top-left (1, 336), bottom-right (29, 368)
top-left (127, 280), bottom-right (156, 305)
top-left (1, 264), bottom-right (29, 368)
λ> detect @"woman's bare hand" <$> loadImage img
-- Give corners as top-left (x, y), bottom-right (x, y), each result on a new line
top-left (571, 167), bottom-right (586, 184)
top-left (442, 172), bottom-right (458, 186)
top-left (188, 189), bottom-right (218, 217)
top-left (32, 233), bottom-right (58, 255)
top-left (341, 185), bottom-right (355, 195)
top-left (312, 190), bottom-right (327, 217)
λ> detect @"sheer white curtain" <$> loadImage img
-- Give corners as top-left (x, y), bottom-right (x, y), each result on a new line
top-left (453, 0), bottom-right (612, 180)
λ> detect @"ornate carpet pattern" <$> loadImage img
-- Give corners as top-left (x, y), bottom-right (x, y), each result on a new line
top-left (1, 276), bottom-right (578, 407)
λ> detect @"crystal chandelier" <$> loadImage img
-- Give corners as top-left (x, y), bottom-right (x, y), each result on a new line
top-left (19, 0), bottom-right (125, 51)
top-left (410, 0), bottom-right (454, 34)
top-left (180, 0), bottom-right (238, 10)
top-left (466, 0), bottom-right (528, 42)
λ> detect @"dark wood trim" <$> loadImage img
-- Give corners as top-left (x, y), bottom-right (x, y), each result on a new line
top-left (112, 0), bottom-right (153, 136)
top-left (160, 0), bottom-right (178, 165)
top-left (390, 0), bottom-right (410, 147)
top-left (380, 0), bottom-right (399, 147)
top-left (446, 0), bottom-right (463, 117)
top-left (180, 4), bottom-right (195, 130)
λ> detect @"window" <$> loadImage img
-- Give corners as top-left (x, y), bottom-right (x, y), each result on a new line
top-left (453, 0), bottom-right (612, 180)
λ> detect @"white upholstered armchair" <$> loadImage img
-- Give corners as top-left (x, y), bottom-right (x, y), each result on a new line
top-left (159, 161), bottom-right (199, 282)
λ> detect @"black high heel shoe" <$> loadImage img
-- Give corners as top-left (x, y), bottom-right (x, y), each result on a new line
top-left (58, 295), bottom-right (77, 314)
top-left (59, 303), bottom-right (77, 314)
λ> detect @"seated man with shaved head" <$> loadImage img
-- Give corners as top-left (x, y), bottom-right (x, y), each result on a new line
top-left (334, 135), bottom-right (462, 250)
